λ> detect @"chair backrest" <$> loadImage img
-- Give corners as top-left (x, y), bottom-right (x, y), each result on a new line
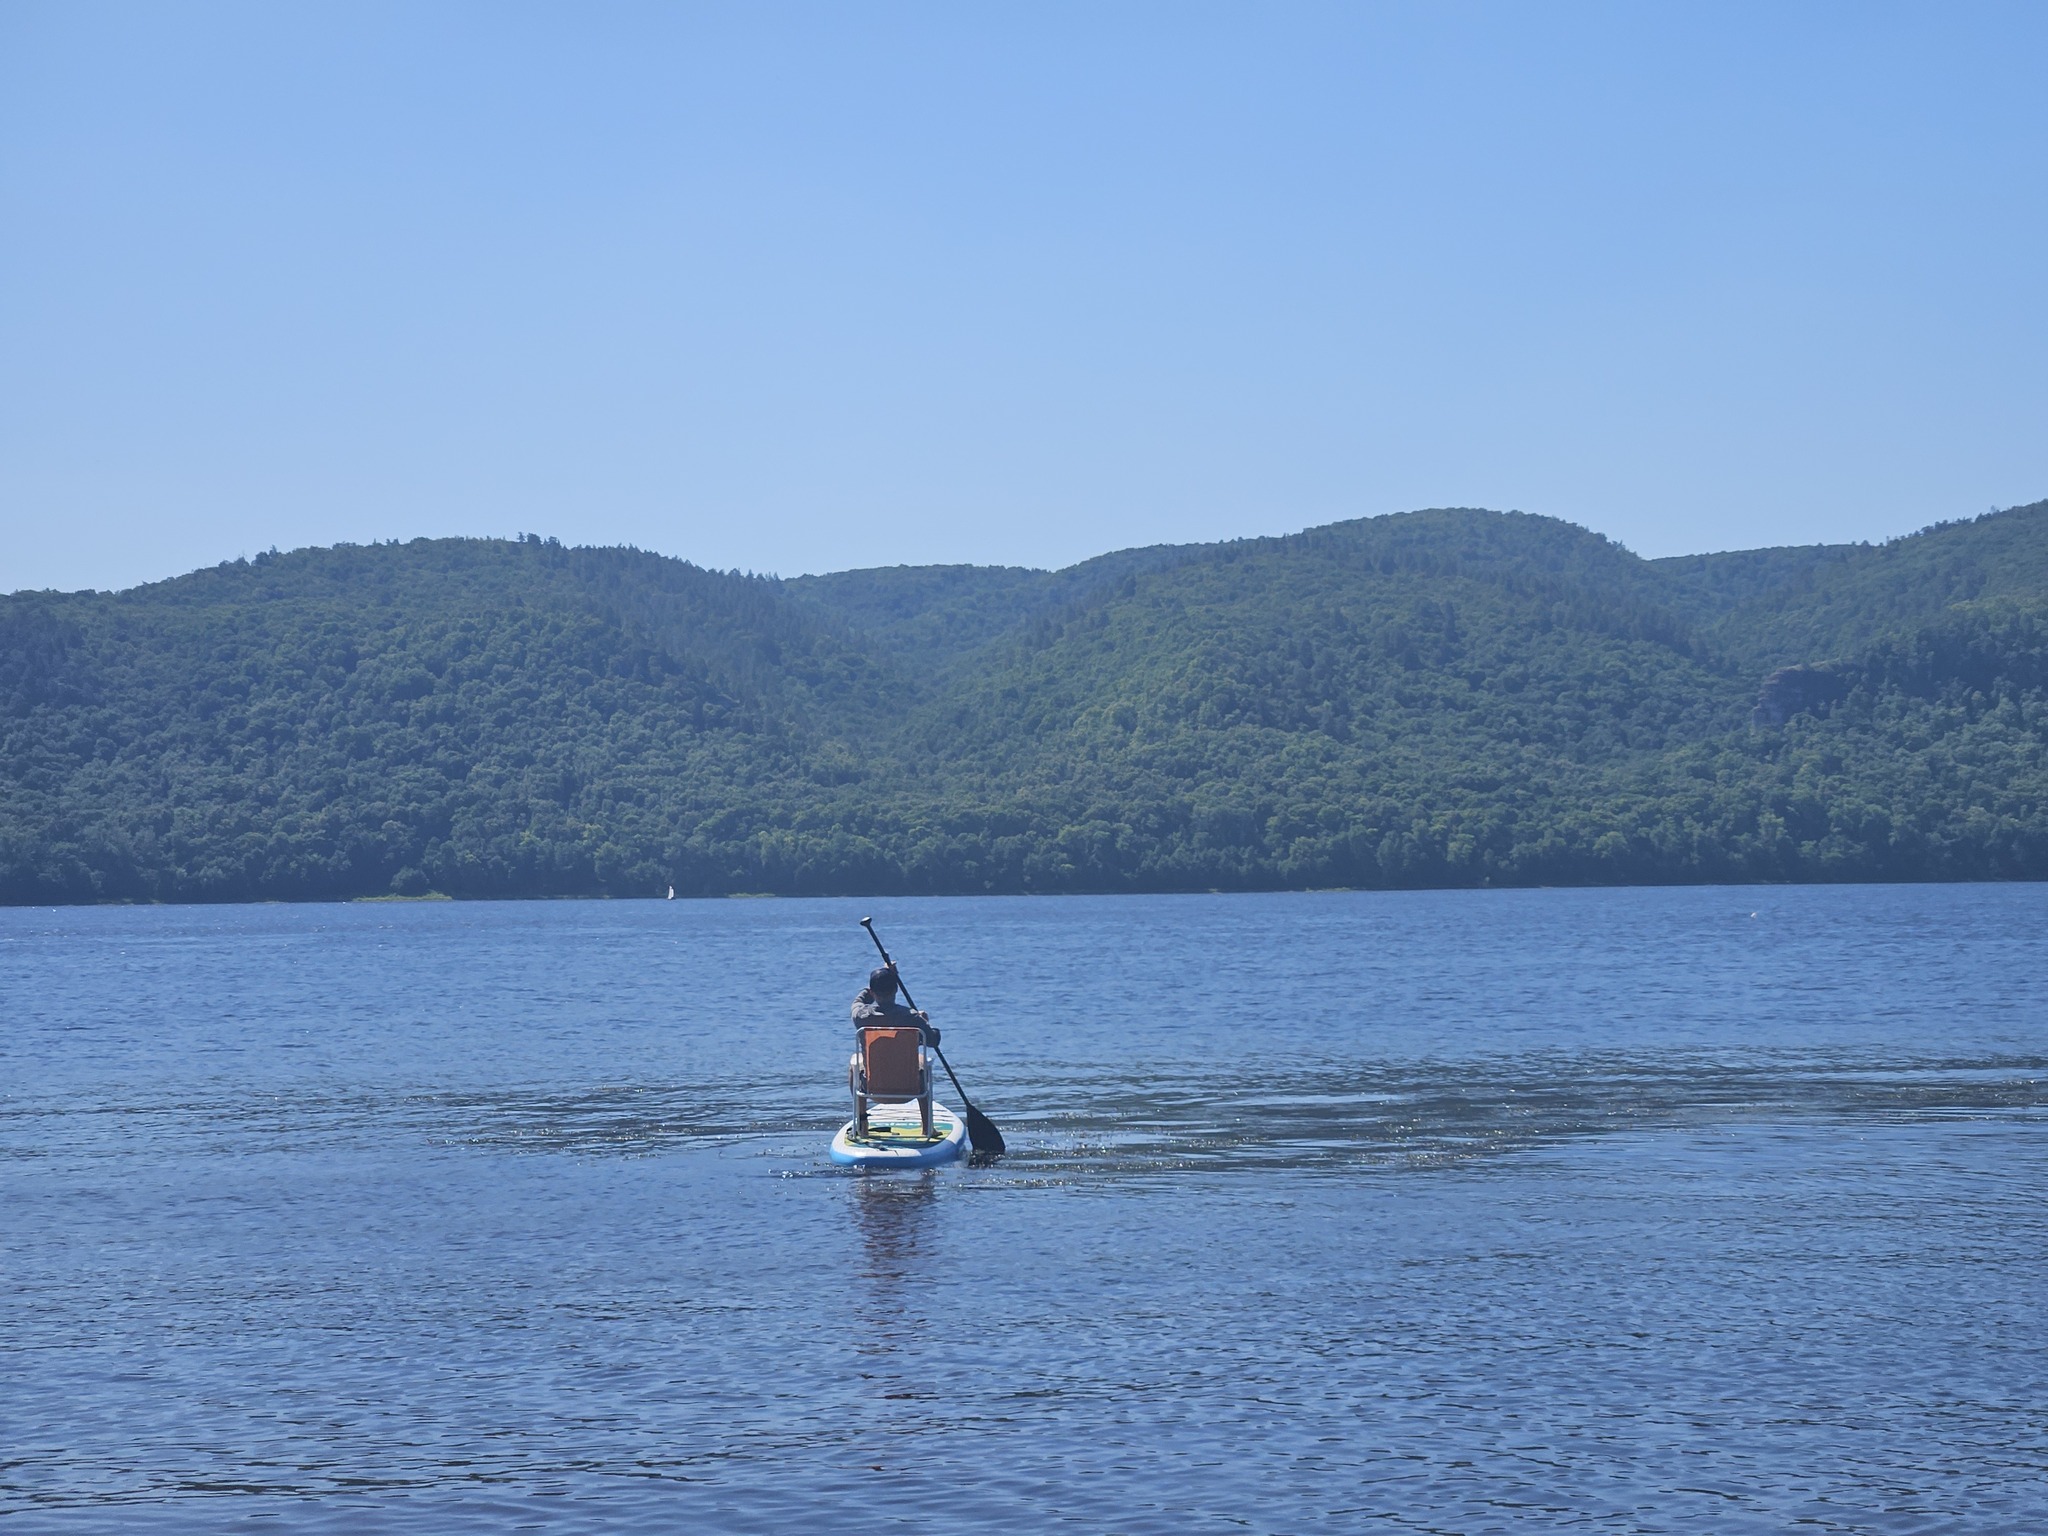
top-left (859, 1026), bottom-right (926, 1098)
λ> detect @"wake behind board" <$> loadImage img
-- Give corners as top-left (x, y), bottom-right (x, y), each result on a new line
top-left (830, 1101), bottom-right (967, 1168)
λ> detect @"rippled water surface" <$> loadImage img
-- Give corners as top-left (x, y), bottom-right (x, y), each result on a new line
top-left (5, 886), bottom-right (2047, 1533)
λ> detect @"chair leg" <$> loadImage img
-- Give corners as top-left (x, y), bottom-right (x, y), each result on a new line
top-left (920, 1089), bottom-right (934, 1139)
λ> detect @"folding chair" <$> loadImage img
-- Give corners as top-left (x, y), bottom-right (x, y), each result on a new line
top-left (851, 1024), bottom-right (933, 1139)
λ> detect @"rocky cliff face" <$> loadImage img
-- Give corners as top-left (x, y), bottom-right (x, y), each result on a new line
top-left (1751, 663), bottom-right (1849, 728)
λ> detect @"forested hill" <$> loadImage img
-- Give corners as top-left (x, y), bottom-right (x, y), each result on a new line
top-left (5, 503), bottom-right (2047, 903)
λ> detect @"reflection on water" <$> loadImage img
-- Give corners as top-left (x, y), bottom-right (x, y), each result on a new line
top-left (852, 1169), bottom-right (940, 1281)
top-left (5, 884), bottom-right (2048, 1533)
top-left (849, 1175), bottom-right (941, 1385)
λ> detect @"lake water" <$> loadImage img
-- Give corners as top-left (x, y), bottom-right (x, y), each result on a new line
top-left (4, 885), bottom-right (2046, 1534)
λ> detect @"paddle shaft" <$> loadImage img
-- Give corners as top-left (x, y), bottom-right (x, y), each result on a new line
top-left (859, 917), bottom-right (1000, 1149)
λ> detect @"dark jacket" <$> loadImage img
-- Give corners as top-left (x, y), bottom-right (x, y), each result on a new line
top-left (851, 992), bottom-right (939, 1045)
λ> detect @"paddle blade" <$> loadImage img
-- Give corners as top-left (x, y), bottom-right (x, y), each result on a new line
top-left (963, 1102), bottom-right (1006, 1157)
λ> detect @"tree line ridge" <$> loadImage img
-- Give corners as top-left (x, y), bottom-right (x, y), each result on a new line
top-left (5, 501), bottom-right (2047, 902)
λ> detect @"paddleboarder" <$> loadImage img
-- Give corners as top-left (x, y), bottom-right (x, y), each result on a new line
top-left (830, 919), bottom-right (1005, 1163)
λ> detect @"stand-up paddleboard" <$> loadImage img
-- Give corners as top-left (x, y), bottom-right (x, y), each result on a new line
top-left (830, 1100), bottom-right (967, 1168)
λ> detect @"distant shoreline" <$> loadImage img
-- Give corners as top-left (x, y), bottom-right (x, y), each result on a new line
top-left (11, 871), bottom-right (2046, 911)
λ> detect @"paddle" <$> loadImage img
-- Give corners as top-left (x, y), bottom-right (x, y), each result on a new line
top-left (860, 917), bottom-right (1006, 1157)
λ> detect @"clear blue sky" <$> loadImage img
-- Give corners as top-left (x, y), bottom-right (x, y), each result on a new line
top-left (3, 2), bottom-right (2044, 594)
